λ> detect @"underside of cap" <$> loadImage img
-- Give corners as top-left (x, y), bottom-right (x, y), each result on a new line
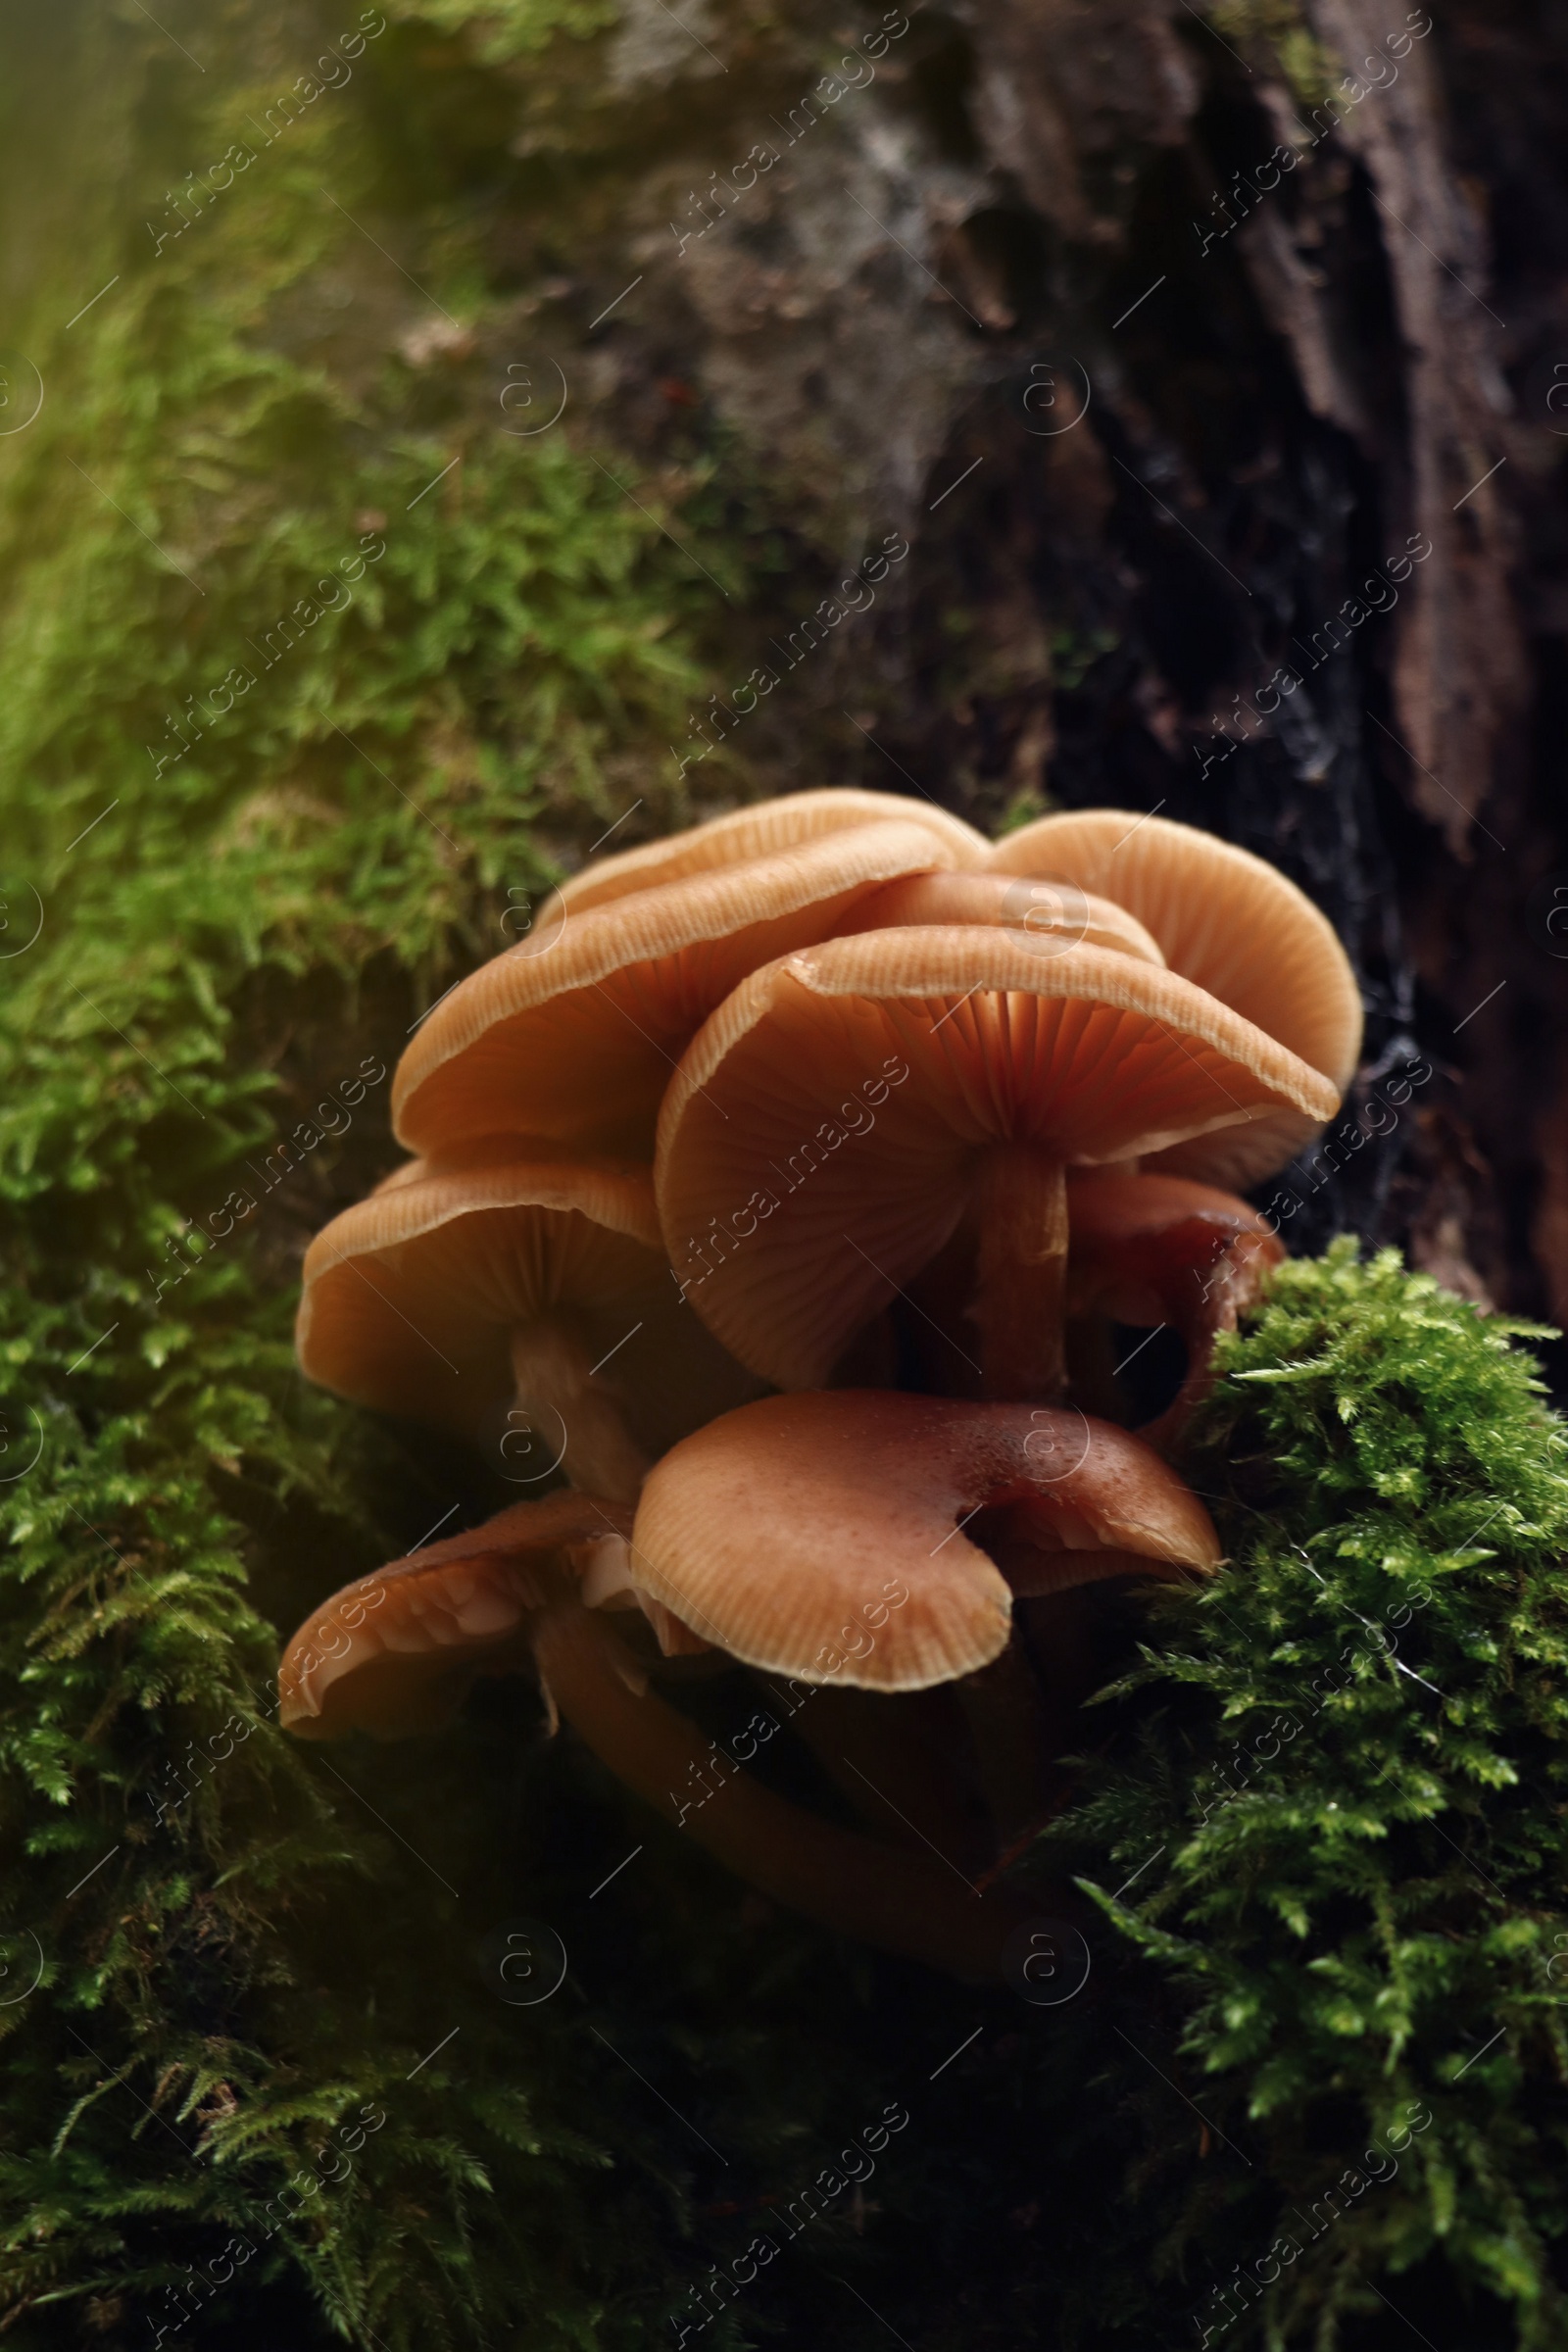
top-left (1067, 1171), bottom-right (1288, 1307)
top-left (548, 787), bottom-right (987, 916)
top-left (394, 818), bottom-right (982, 1157)
top-left (654, 930), bottom-right (1340, 1388)
top-left (629, 1391), bottom-right (1220, 1693)
top-left (296, 1156), bottom-right (668, 1436)
top-left (834, 872), bottom-right (1167, 965)
top-left (280, 1494), bottom-right (634, 1739)
top-left (986, 809), bottom-right (1364, 1127)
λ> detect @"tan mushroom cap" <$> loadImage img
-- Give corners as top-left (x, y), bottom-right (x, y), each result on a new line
top-left (988, 809), bottom-right (1362, 1183)
top-left (1063, 1169), bottom-right (1285, 1447)
top-left (298, 1152), bottom-right (663, 1439)
top-left (547, 787), bottom-right (987, 918)
top-left (296, 1149), bottom-right (754, 1488)
top-left (835, 871), bottom-right (1166, 964)
top-left (630, 1392), bottom-right (1221, 1692)
top-left (655, 928), bottom-right (1340, 1391)
top-left (279, 1493), bottom-right (633, 1740)
top-left (394, 818), bottom-right (976, 1158)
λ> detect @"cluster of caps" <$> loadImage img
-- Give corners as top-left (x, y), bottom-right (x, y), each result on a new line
top-left (278, 790), bottom-right (1359, 1975)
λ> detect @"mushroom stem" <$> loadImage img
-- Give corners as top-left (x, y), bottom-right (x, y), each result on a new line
top-left (773, 1681), bottom-right (994, 1878)
top-left (532, 1600), bottom-right (1029, 1980)
top-left (973, 1144), bottom-right (1069, 1401)
top-left (509, 1320), bottom-right (651, 1503)
top-left (954, 1637), bottom-right (1062, 1846)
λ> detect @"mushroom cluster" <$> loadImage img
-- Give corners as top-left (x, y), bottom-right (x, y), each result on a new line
top-left (281, 791), bottom-right (1357, 1977)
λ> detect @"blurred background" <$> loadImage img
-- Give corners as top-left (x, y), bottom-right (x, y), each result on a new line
top-left (0, 1), bottom-right (1562, 2345)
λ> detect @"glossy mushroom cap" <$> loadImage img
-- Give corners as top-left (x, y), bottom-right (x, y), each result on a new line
top-left (279, 1493), bottom-right (634, 1739)
top-left (546, 787), bottom-right (987, 918)
top-left (394, 818), bottom-right (978, 1159)
top-left (654, 927), bottom-right (1340, 1390)
top-left (988, 808), bottom-right (1362, 1184)
top-left (630, 1391), bottom-right (1222, 1691)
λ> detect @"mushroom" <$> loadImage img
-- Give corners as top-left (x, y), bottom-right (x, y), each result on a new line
top-left (529, 1597), bottom-right (1028, 1976)
top-left (279, 1491), bottom-right (632, 1739)
top-left (628, 1391), bottom-right (1220, 1687)
top-left (278, 1494), bottom-right (1030, 1979)
top-left (544, 786), bottom-right (987, 919)
top-left (393, 817), bottom-right (984, 1160)
top-left (627, 1389), bottom-right (1221, 1841)
top-left (654, 928), bottom-right (1340, 1403)
top-left (297, 1143), bottom-right (755, 1502)
top-left (987, 808), bottom-right (1362, 1185)
top-left (1062, 1168), bottom-right (1286, 1448)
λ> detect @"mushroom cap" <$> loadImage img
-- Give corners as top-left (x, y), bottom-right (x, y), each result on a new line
top-left (1063, 1169), bottom-right (1287, 1448)
top-left (834, 872), bottom-right (1167, 964)
top-left (279, 1493), bottom-right (634, 1739)
top-left (654, 928), bottom-right (1341, 1389)
top-left (296, 1148), bottom-right (745, 1458)
top-left (630, 1391), bottom-right (1221, 1692)
top-left (394, 818), bottom-right (976, 1158)
top-left (547, 787), bottom-right (987, 918)
top-left (987, 809), bottom-right (1362, 1183)
top-left (1064, 1168), bottom-right (1285, 1324)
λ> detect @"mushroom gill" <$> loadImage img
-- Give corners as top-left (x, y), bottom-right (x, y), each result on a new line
top-left (654, 929), bottom-right (1339, 1403)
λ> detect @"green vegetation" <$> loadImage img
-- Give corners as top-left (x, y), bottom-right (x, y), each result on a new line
top-left (1201, 4), bottom-right (1340, 105)
top-left (382, 0), bottom-right (619, 62)
top-left (0, 8), bottom-right (765, 2343)
top-left (1045, 1245), bottom-right (1568, 2349)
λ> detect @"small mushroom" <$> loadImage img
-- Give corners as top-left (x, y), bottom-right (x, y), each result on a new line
top-left (628, 1391), bottom-right (1221, 1690)
top-left (1063, 1168), bottom-right (1286, 1448)
top-left (655, 928), bottom-right (1339, 1401)
top-left (279, 1494), bottom-right (1029, 1979)
top-left (988, 808), bottom-right (1362, 1185)
top-left (544, 786), bottom-right (987, 919)
top-left (279, 1492), bottom-right (632, 1739)
top-left (630, 1390), bottom-right (1221, 1846)
top-left (297, 1144), bottom-right (754, 1501)
top-left (394, 818), bottom-right (979, 1160)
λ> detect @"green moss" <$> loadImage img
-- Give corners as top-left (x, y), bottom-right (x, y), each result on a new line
top-left (382, 0), bottom-right (620, 63)
top-left (1043, 1244), bottom-right (1568, 2348)
top-left (0, 9), bottom-right (766, 2343)
top-left (1201, 3), bottom-right (1341, 105)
